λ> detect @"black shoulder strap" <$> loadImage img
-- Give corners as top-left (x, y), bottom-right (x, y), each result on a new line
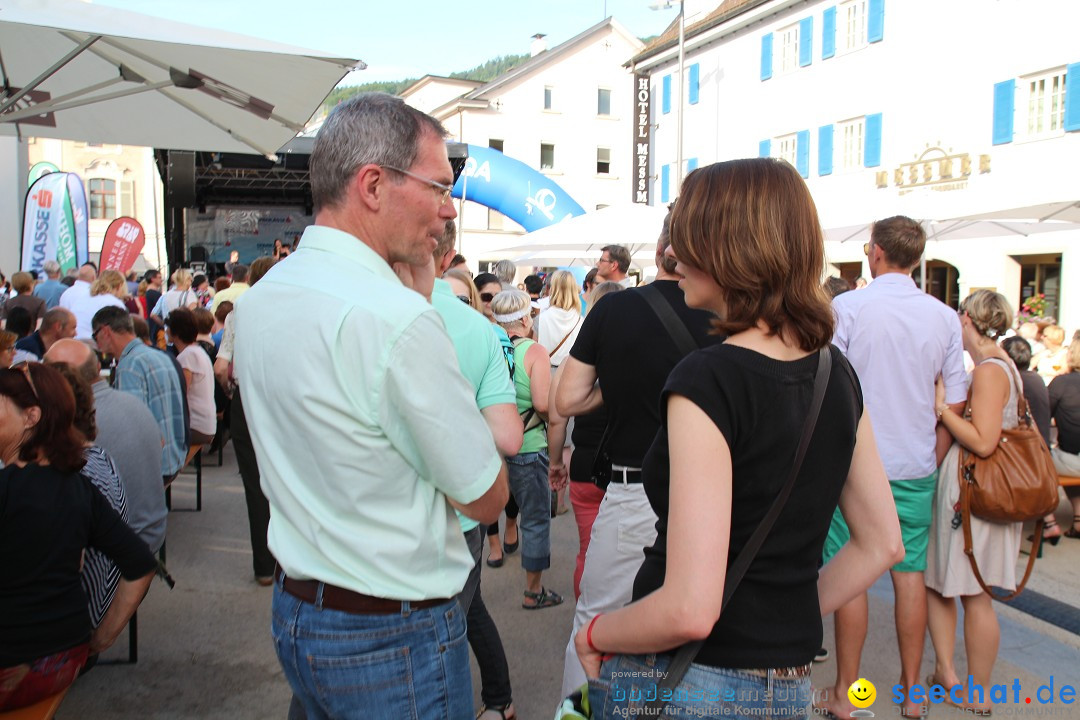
top-left (644, 347), bottom-right (832, 715)
top-left (638, 283), bottom-right (698, 357)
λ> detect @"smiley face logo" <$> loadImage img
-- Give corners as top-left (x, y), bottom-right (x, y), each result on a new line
top-left (847, 678), bottom-right (877, 709)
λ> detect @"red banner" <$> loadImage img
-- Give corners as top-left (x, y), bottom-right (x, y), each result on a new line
top-left (101, 217), bottom-right (146, 273)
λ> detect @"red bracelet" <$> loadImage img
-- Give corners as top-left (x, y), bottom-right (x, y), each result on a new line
top-left (586, 614), bottom-right (603, 653)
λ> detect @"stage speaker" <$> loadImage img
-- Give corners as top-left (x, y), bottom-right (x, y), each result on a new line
top-left (189, 246), bottom-right (207, 263)
top-left (167, 151), bottom-right (196, 208)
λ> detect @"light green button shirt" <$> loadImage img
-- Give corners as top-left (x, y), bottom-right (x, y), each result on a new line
top-left (234, 226), bottom-right (502, 600)
top-left (431, 278), bottom-right (516, 533)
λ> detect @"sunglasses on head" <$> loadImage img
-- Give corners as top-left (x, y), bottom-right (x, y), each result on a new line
top-left (480, 292), bottom-right (495, 303)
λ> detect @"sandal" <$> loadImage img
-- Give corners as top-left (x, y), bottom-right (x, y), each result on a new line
top-left (1064, 516), bottom-right (1080, 539)
top-left (522, 587), bottom-right (563, 610)
top-left (476, 703), bottom-right (515, 720)
top-left (1031, 519), bottom-right (1061, 546)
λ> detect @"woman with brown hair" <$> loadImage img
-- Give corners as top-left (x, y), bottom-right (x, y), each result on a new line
top-left (575, 159), bottom-right (902, 717)
top-left (1, 271), bottom-right (46, 328)
top-left (0, 363), bottom-right (156, 711)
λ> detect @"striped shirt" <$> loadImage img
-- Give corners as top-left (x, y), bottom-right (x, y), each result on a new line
top-left (79, 446), bottom-right (128, 627)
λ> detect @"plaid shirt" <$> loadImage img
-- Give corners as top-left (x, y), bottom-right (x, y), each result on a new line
top-left (115, 339), bottom-right (188, 476)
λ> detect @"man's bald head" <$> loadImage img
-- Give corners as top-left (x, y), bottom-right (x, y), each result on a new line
top-left (44, 338), bottom-right (101, 384)
top-left (78, 265), bottom-right (97, 283)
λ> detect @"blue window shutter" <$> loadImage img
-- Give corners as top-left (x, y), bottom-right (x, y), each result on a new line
top-left (761, 34), bottom-right (773, 81)
top-left (688, 64), bottom-right (700, 105)
top-left (822, 7), bottom-right (836, 59)
top-left (865, 113), bottom-right (883, 167)
top-left (759, 139), bottom-right (771, 157)
top-left (662, 75), bottom-right (672, 114)
top-left (687, 157), bottom-right (698, 172)
top-left (796, 130), bottom-right (810, 178)
top-left (799, 17), bottom-right (813, 67)
top-left (992, 80), bottom-right (1015, 145)
top-left (818, 124), bottom-right (834, 176)
top-left (661, 164), bottom-right (670, 203)
top-left (868, 0), bottom-right (884, 43)
top-left (1065, 63), bottom-right (1080, 132)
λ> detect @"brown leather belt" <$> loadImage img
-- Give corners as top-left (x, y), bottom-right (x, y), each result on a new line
top-left (276, 565), bottom-right (451, 615)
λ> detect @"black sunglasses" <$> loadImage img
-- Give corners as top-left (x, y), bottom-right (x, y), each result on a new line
top-left (480, 292), bottom-right (495, 303)
top-left (457, 294), bottom-right (472, 305)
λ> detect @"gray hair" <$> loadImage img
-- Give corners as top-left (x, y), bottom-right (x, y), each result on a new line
top-left (91, 305), bottom-right (134, 335)
top-left (493, 259), bottom-right (517, 286)
top-left (42, 260), bottom-right (61, 277)
top-left (310, 93), bottom-right (448, 212)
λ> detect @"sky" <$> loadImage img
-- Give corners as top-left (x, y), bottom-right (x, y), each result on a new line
top-left (91, 0), bottom-right (680, 84)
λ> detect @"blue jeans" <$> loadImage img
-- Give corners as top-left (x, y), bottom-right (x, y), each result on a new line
top-left (588, 653), bottom-right (813, 719)
top-left (506, 451), bottom-right (551, 572)
top-left (271, 582), bottom-right (472, 720)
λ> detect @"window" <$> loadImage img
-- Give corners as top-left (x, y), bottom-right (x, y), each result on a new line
top-left (540, 143), bottom-right (555, 170)
top-left (597, 88), bottom-right (611, 116)
top-left (775, 133), bottom-right (798, 167)
top-left (662, 75), bottom-right (672, 114)
top-left (1023, 68), bottom-right (1067, 138)
top-left (838, 0), bottom-right (868, 54)
top-left (544, 86), bottom-right (553, 110)
top-left (88, 178), bottom-right (116, 219)
top-left (838, 116), bottom-right (865, 171)
top-left (777, 23), bottom-right (799, 74)
top-left (596, 147), bottom-right (611, 175)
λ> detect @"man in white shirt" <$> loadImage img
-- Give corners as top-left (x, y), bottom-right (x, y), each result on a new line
top-left (595, 244), bottom-right (635, 287)
top-left (820, 216), bottom-right (968, 719)
top-left (58, 263), bottom-right (97, 338)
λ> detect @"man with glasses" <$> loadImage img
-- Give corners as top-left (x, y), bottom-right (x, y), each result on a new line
top-left (91, 306), bottom-right (188, 485)
top-left (233, 93), bottom-right (508, 720)
top-left (818, 215), bottom-right (967, 720)
top-left (595, 244), bottom-right (634, 287)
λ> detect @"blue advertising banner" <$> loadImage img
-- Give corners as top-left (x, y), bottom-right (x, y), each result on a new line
top-left (20, 171), bottom-right (89, 275)
top-left (452, 144), bottom-right (585, 232)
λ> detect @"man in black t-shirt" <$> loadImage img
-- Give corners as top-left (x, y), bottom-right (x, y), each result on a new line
top-left (556, 228), bottom-right (720, 695)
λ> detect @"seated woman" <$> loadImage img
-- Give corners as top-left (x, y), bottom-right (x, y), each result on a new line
top-left (52, 363), bottom-right (129, 629)
top-left (574, 159), bottom-right (903, 718)
top-left (927, 290), bottom-right (1021, 715)
top-left (1033, 324), bottom-right (1067, 384)
top-left (166, 308), bottom-right (217, 452)
top-left (0, 362), bottom-right (156, 711)
top-left (1047, 331), bottom-right (1080, 539)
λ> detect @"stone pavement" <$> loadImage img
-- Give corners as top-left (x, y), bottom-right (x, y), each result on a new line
top-left (59, 444), bottom-right (1080, 719)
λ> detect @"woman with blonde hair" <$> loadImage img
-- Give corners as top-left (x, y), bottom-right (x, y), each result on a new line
top-left (492, 288), bottom-right (563, 609)
top-left (538, 271), bottom-right (583, 368)
top-left (575, 159), bottom-right (902, 717)
top-left (149, 268), bottom-right (197, 326)
top-left (1033, 324), bottom-right (1067, 383)
top-left (83, 270), bottom-right (128, 330)
top-left (926, 289), bottom-right (1021, 715)
top-left (444, 268), bottom-right (482, 310)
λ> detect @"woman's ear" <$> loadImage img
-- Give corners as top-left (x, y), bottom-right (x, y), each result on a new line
top-left (23, 405), bottom-right (42, 431)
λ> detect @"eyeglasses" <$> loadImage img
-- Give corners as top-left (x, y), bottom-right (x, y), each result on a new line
top-left (14, 362), bottom-right (38, 400)
top-left (457, 294), bottom-right (472, 305)
top-left (597, 256), bottom-right (614, 265)
top-left (380, 165), bottom-right (453, 205)
top-left (91, 326), bottom-right (103, 343)
top-left (480, 292), bottom-right (495, 303)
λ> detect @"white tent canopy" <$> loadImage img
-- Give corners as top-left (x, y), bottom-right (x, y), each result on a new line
top-left (0, 0), bottom-right (364, 156)
top-left (505, 204), bottom-right (669, 266)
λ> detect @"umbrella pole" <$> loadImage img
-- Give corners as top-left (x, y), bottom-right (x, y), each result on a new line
top-left (0, 35), bottom-right (101, 115)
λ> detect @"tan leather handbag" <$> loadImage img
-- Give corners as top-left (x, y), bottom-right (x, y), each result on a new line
top-left (958, 366), bottom-right (1059, 599)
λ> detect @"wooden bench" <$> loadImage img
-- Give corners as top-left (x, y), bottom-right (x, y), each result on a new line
top-left (1059, 474), bottom-right (1080, 488)
top-left (0, 687), bottom-right (69, 720)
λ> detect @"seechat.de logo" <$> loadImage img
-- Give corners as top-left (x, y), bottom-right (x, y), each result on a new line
top-left (33, 189), bottom-right (54, 208)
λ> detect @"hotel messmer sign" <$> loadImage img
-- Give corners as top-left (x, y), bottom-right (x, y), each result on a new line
top-left (632, 73), bottom-right (651, 204)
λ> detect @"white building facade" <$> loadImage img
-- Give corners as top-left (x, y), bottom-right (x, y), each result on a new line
top-left (633, 0), bottom-right (1080, 330)
top-left (402, 19), bottom-right (644, 272)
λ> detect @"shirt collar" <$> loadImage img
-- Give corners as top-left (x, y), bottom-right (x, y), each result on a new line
top-left (299, 225), bottom-right (402, 286)
top-left (871, 272), bottom-right (917, 288)
top-left (119, 337), bottom-right (143, 360)
top-left (432, 278), bottom-right (452, 297)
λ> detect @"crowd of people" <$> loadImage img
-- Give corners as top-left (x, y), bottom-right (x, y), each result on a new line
top-left (2, 91), bottom-right (1076, 718)
top-left (0, 253), bottom-right (272, 710)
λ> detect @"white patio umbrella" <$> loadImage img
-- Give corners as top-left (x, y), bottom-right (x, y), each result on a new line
top-left (0, 0), bottom-right (364, 157)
